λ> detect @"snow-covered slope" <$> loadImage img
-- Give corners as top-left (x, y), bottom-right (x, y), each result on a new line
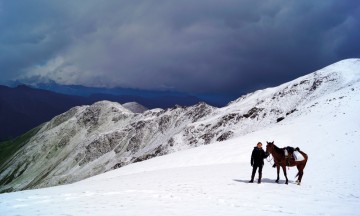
top-left (1, 59), bottom-right (360, 195)
top-left (0, 101), bottom-right (216, 192)
top-left (0, 62), bottom-right (359, 215)
top-left (122, 102), bottom-right (148, 113)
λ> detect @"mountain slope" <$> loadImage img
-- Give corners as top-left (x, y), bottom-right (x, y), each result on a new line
top-left (0, 101), bottom-right (216, 192)
top-left (0, 59), bottom-right (359, 193)
top-left (0, 65), bottom-right (359, 215)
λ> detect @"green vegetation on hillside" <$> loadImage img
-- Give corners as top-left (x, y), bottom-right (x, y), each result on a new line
top-left (0, 125), bottom-right (42, 167)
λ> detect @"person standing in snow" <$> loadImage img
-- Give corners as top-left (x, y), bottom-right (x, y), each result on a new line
top-left (249, 142), bottom-right (269, 184)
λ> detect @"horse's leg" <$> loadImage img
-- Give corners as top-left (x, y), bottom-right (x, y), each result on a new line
top-left (295, 164), bottom-right (303, 183)
top-left (295, 164), bottom-right (300, 183)
top-left (275, 165), bottom-right (280, 183)
top-left (282, 165), bottom-right (288, 184)
top-left (298, 164), bottom-right (304, 185)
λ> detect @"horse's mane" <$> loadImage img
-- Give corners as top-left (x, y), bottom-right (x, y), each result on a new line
top-left (272, 144), bottom-right (285, 156)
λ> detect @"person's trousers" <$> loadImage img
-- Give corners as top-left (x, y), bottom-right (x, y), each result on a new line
top-left (251, 164), bottom-right (263, 180)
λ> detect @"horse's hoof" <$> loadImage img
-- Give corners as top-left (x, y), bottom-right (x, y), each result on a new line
top-left (275, 180), bottom-right (279, 183)
top-left (285, 182), bottom-right (288, 185)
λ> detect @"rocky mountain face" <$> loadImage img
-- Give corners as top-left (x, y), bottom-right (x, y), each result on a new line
top-left (0, 84), bottom-right (217, 141)
top-left (1, 59), bottom-right (359, 193)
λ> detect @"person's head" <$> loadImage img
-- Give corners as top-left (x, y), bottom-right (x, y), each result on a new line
top-left (257, 142), bottom-right (263, 149)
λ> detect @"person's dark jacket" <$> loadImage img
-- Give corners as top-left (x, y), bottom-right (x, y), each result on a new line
top-left (251, 147), bottom-right (269, 166)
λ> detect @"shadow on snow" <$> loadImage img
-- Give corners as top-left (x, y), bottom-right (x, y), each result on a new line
top-left (233, 178), bottom-right (294, 184)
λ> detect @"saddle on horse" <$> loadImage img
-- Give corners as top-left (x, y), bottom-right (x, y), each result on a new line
top-left (272, 146), bottom-right (302, 167)
top-left (284, 146), bottom-right (302, 165)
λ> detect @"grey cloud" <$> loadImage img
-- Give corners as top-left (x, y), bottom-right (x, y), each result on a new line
top-left (0, 0), bottom-right (359, 95)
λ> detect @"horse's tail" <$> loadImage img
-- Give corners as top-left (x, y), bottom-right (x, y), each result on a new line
top-left (295, 150), bottom-right (308, 178)
top-left (301, 151), bottom-right (308, 167)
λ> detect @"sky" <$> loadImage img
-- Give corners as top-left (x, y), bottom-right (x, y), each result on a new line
top-left (0, 0), bottom-right (360, 97)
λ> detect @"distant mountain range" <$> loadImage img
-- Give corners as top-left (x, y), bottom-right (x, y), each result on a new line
top-left (0, 85), bottom-right (91, 141)
top-left (0, 83), bottom-right (231, 141)
top-left (3, 79), bottom-right (235, 106)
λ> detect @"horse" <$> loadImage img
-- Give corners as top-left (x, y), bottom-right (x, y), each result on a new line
top-left (266, 141), bottom-right (308, 185)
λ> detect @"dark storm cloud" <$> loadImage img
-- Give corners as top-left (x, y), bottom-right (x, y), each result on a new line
top-left (1, 0), bottom-right (360, 95)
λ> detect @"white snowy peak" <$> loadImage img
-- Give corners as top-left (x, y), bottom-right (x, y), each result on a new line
top-left (122, 102), bottom-right (148, 113)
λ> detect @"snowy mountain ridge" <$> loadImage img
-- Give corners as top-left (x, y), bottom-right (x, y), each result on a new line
top-left (122, 102), bottom-right (148, 113)
top-left (0, 58), bottom-right (359, 193)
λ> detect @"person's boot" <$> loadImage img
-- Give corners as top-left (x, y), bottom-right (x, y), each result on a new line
top-left (249, 173), bottom-right (255, 183)
top-left (258, 173), bottom-right (262, 184)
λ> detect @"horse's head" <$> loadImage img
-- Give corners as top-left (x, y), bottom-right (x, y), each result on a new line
top-left (266, 141), bottom-right (275, 154)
